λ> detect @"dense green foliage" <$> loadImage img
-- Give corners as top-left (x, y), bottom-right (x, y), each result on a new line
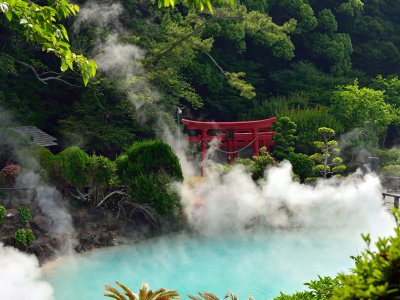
top-left (14, 227), bottom-right (36, 247)
top-left (122, 140), bottom-right (183, 180)
top-left (330, 80), bottom-right (395, 132)
top-left (234, 146), bottom-right (275, 180)
top-left (117, 140), bottom-right (183, 214)
top-left (17, 206), bottom-right (32, 223)
top-left (27, 141), bottom-right (183, 215)
top-left (3, 0), bottom-right (400, 167)
top-left (31, 145), bottom-right (56, 180)
top-left (0, 205), bottom-right (6, 223)
top-left (273, 116), bottom-right (298, 161)
top-left (56, 146), bottom-right (90, 188)
top-left (288, 153), bottom-right (314, 183)
top-left (0, 0), bottom-right (97, 85)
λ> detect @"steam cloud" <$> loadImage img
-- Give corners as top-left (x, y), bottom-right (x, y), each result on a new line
top-left (73, 1), bottom-right (124, 32)
top-left (180, 162), bottom-right (394, 239)
top-left (16, 171), bottom-right (76, 253)
top-left (0, 243), bottom-right (54, 300)
top-left (75, 1), bottom-right (160, 112)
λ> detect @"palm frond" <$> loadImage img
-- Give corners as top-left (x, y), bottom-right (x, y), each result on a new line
top-left (224, 291), bottom-right (237, 300)
top-left (105, 284), bottom-right (126, 299)
top-left (106, 282), bottom-right (180, 300)
top-left (197, 292), bottom-right (220, 300)
top-left (115, 281), bottom-right (138, 300)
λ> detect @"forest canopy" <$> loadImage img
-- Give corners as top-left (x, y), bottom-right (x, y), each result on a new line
top-left (1, 0), bottom-right (400, 158)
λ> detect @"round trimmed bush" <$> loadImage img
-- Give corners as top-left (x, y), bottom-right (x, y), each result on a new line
top-left (116, 140), bottom-right (183, 182)
top-left (289, 153), bottom-right (315, 183)
top-left (56, 146), bottom-right (90, 188)
top-left (18, 206), bottom-right (32, 223)
top-left (31, 146), bottom-right (56, 181)
top-left (117, 140), bottom-right (183, 215)
top-left (15, 227), bottom-right (36, 247)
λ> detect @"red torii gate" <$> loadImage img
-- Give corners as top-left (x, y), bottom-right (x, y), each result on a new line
top-left (182, 118), bottom-right (276, 175)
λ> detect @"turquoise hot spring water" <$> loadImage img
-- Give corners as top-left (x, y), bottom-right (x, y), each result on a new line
top-left (44, 229), bottom-right (362, 300)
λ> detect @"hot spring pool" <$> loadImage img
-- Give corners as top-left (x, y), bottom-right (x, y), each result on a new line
top-left (43, 229), bottom-right (362, 300)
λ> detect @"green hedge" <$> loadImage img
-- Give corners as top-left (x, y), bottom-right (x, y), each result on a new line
top-left (116, 140), bottom-right (183, 182)
top-left (117, 140), bottom-right (183, 215)
top-left (56, 146), bottom-right (90, 188)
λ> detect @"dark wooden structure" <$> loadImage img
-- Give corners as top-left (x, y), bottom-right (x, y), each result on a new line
top-left (382, 192), bottom-right (400, 209)
top-left (10, 126), bottom-right (58, 147)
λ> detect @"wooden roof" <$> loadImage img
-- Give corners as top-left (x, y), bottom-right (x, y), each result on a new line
top-left (10, 126), bottom-right (58, 147)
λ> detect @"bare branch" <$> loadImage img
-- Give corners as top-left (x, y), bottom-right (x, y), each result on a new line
top-left (203, 51), bottom-right (229, 79)
top-left (96, 190), bottom-right (131, 208)
top-left (15, 60), bottom-right (82, 87)
top-left (67, 188), bottom-right (91, 202)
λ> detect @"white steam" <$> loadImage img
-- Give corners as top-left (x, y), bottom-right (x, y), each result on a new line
top-left (16, 171), bottom-right (76, 253)
top-left (76, 1), bottom-right (160, 112)
top-left (73, 1), bottom-right (124, 32)
top-left (180, 161), bottom-right (394, 239)
top-left (0, 243), bottom-right (54, 300)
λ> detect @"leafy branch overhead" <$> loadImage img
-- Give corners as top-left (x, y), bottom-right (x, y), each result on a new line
top-left (0, 0), bottom-right (97, 85)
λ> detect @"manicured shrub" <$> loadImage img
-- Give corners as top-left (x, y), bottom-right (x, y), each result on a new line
top-left (251, 147), bottom-right (276, 180)
top-left (273, 116), bottom-right (298, 161)
top-left (87, 154), bottom-right (119, 205)
top-left (289, 153), bottom-right (315, 183)
top-left (234, 147), bottom-right (276, 180)
top-left (56, 146), bottom-right (90, 188)
top-left (31, 146), bottom-right (56, 181)
top-left (122, 140), bottom-right (183, 180)
top-left (117, 140), bottom-right (183, 215)
top-left (310, 127), bottom-right (346, 179)
top-left (115, 154), bottom-right (133, 184)
top-left (18, 206), bottom-right (32, 223)
top-left (15, 227), bottom-right (36, 247)
top-left (133, 173), bottom-right (180, 215)
top-left (87, 154), bottom-right (118, 187)
top-left (0, 205), bottom-right (6, 223)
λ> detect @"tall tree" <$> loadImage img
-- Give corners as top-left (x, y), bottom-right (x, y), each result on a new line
top-left (330, 80), bottom-right (395, 132)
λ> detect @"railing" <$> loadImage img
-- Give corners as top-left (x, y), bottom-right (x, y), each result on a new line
top-left (382, 192), bottom-right (400, 209)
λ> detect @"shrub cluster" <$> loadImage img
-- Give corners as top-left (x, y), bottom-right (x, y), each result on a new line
top-left (18, 206), bottom-right (32, 224)
top-left (31, 140), bottom-right (183, 215)
top-left (15, 227), bottom-right (36, 247)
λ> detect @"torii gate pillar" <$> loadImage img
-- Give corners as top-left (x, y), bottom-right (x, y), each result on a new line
top-left (201, 129), bottom-right (207, 176)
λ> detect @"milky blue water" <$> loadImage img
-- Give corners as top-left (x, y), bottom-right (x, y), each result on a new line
top-left (44, 230), bottom-right (360, 300)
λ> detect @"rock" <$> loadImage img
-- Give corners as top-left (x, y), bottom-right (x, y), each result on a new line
top-left (30, 237), bottom-right (57, 264)
top-left (5, 208), bottom-right (19, 222)
top-left (31, 215), bottom-right (52, 233)
top-left (0, 224), bottom-right (18, 245)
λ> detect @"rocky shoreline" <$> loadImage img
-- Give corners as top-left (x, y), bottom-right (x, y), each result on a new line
top-left (0, 202), bottom-right (172, 265)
